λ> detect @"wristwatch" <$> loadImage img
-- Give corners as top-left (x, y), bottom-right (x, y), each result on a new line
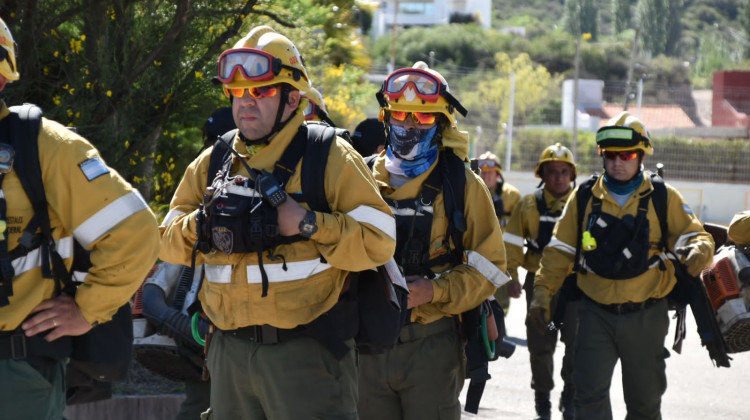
top-left (298, 210), bottom-right (318, 238)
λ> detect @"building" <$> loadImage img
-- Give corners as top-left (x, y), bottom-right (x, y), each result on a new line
top-left (713, 70), bottom-right (750, 128)
top-left (372, 0), bottom-right (492, 37)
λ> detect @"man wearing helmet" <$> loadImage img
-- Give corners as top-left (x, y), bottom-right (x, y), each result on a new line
top-left (160, 26), bottom-right (396, 419)
top-left (301, 86), bottom-right (336, 126)
top-left (530, 112), bottom-right (714, 419)
top-left (504, 143), bottom-right (578, 420)
top-left (357, 62), bottom-right (507, 420)
top-left (0, 18), bottom-right (160, 418)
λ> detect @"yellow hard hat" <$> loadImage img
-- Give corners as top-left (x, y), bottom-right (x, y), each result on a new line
top-left (216, 26), bottom-right (309, 93)
top-left (0, 18), bottom-right (19, 82)
top-left (596, 111), bottom-right (653, 155)
top-left (535, 143), bottom-right (577, 178)
top-left (377, 61), bottom-right (467, 127)
top-left (478, 151), bottom-right (501, 174)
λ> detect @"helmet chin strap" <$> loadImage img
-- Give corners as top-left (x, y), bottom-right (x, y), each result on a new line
top-left (241, 85), bottom-right (293, 146)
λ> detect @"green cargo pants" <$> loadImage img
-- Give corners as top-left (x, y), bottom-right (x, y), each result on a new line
top-left (0, 357), bottom-right (66, 420)
top-left (358, 317), bottom-right (465, 420)
top-left (203, 330), bottom-right (357, 420)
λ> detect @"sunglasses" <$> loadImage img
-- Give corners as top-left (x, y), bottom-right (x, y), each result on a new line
top-left (602, 150), bottom-right (640, 161)
top-left (223, 85), bottom-right (279, 99)
top-left (478, 159), bottom-right (498, 169)
top-left (390, 110), bottom-right (437, 125)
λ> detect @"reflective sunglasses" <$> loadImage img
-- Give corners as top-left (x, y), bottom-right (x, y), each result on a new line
top-left (223, 85), bottom-right (279, 99)
top-left (216, 48), bottom-right (300, 84)
top-left (602, 150), bottom-right (640, 161)
top-left (384, 68), bottom-right (444, 103)
top-left (303, 100), bottom-right (318, 120)
top-left (390, 110), bottom-right (437, 125)
top-left (478, 159), bottom-right (498, 169)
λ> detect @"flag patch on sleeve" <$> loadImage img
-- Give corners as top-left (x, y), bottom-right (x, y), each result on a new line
top-left (79, 157), bottom-right (110, 181)
top-left (682, 203), bottom-right (694, 215)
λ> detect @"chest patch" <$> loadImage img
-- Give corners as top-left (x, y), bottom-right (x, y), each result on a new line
top-left (79, 157), bottom-right (110, 181)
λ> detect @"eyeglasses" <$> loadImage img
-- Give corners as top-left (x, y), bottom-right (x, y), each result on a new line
top-left (602, 150), bottom-right (640, 161)
top-left (390, 110), bottom-right (437, 125)
top-left (384, 68), bottom-right (444, 103)
top-left (223, 85), bottom-right (279, 99)
top-left (216, 48), bottom-right (302, 84)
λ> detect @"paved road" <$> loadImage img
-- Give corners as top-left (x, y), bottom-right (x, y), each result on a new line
top-left (460, 271), bottom-right (750, 420)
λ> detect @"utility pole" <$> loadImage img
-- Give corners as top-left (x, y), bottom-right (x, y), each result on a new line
top-left (623, 28), bottom-right (640, 110)
top-left (389, 0), bottom-right (400, 72)
top-left (572, 34), bottom-right (580, 160)
top-left (505, 72), bottom-right (515, 171)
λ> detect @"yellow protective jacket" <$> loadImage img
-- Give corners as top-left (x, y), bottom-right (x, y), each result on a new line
top-left (371, 145), bottom-right (507, 325)
top-left (535, 173), bottom-right (714, 306)
top-left (490, 182), bottom-right (521, 230)
top-left (0, 102), bottom-right (160, 331)
top-left (504, 188), bottom-right (572, 282)
top-left (159, 110), bottom-right (396, 330)
top-left (728, 210), bottom-right (750, 245)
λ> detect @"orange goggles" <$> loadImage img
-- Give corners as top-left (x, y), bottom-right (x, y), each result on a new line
top-left (602, 150), bottom-right (640, 161)
top-left (478, 159), bottom-right (499, 170)
top-left (223, 85), bottom-right (279, 99)
top-left (390, 111), bottom-right (437, 125)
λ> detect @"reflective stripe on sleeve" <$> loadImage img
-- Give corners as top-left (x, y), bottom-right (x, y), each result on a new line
top-left (503, 232), bottom-right (525, 248)
top-left (389, 206), bottom-right (433, 216)
top-left (74, 191), bottom-right (150, 248)
top-left (12, 236), bottom-right (74, 276)
top-left (548, 237), bottom-right (576, 255)
top-left (161, 209), bottom-right (186, 227)
top-left (539, 215), bottom-right (560, 223)
top-left (347, 205), bottom-right (397, 241)
top-left (465, 250), bottom-right (511, 288)
top-left (674, 232), bottom-right (700, 250)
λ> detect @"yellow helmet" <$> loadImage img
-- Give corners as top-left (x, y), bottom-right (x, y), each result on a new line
top-left (216, 26), bottom-right (309, 93)
top-left (596, 111), bottom-right (653, 155)
top-left (301, 86), bottom-right (328, 121)
top-left (478, 151), bottom-right (501, 174)
top-left (376, 61), bottom-right (467, 127)
top-left (535, 143), bottom-right (577, 178)
top-left (0, 18), bottom-right (19, 82)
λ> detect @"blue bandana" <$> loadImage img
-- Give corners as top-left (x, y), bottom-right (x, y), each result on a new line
top-left (385, 125), bottom-right (438, 177)
top-left (603, 171), bottom-right (644, 195)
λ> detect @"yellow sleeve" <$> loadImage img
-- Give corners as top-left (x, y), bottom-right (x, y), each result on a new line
top-left (429, 168), bottom-right (506, 315)
top-left (41, 119), bottom-right (160, 325)
top-left (504, 194), bottom-right (535, 282)
top-left (666, 185), bottom-right (715, 268)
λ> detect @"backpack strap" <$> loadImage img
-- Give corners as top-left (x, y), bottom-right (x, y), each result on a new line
top-left (205, 129), bottom-right (236, 188)
top-left (300, 123), bottom-right (340, 213)
top-left (440, 149), bottom-right (467, 264)
top-left (649, 173), bottom-right (668, 252)
top-left (572, 175), bottom-right (599, 273)
top-left (533, 188), bottom-right (547, 215)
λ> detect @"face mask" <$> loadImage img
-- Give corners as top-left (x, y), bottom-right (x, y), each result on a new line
top-left (388, 124), bottom-right (437, 160)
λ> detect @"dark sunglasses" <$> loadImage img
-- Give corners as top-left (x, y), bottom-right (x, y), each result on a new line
top-left (602, 150), bottom-right (640, 161)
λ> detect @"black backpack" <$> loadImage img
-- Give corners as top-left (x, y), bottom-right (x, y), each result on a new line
top-left (3, 104), bottom-right (133, 404)
top-left (205, 123), bottom-right (407, 355)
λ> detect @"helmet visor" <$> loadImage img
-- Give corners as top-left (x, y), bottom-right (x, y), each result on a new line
top-left (217, 48), bottom-right (278, 83)
top-left (596, 126), bottom-right (648, 150)
top-left (384, 68), bottom-right (442, 102)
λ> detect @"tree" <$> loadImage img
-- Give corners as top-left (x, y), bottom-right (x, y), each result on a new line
top-left (564, 0), bottom-right (599, 40)
top-left (637, 0), bottom-right (669, 55)
top-left (0, 0), bottom-right (370, 212)
top-left (613, 0), bottom-right (633, 34)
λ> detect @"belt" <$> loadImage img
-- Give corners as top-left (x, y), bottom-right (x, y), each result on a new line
top-left (221, 324), bottom-right (307, 344)
top-left (0, 330), bottom-right (72, 360)
top-left (399, 317), bottom-right (457, 343)
top-left (586, 296), bottom-right (664, 315)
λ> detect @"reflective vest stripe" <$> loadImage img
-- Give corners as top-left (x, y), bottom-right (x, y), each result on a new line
top-left (12, 236), bottom-right (74, 276)
top-left (75, 191), bottom-right (150, 247)
top-left (548, 237), bottom-right (576, 255)
top-left (503, 232), bottom-right (525, 248)
top-left (674, 232), bottom-right (701, 250)
top-left (389, 206), bottom-right (434, 216)
top-left (205, 258), bottom-right (333, 284)
top-left (539, 215), bottom-right (560, 223)
top-left (161, 209), bottom-right (185, 227)
top-left (347, 205), bottom-right (397, 241)
top-left (465, 250), bottom-right (511, 288)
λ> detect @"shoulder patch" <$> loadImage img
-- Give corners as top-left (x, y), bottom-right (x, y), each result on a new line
top-left (682, 203), bottom-right (694, 215)
top-left (79, 157), bottom-right (110, 181)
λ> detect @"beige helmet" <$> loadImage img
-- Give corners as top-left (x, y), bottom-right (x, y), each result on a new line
top-left (595, 111), bottom-right (653, 155)
top-left (376, 61), bottom-right (467, 127)
top-left (535, 143), bottom-right (577, 178)
top-left (301, 86), bottom-right (327, 121)
top-left (216, 25), bottom-right (309, 92)
top-left (478, 151), bottom-right (501, 174)
top-left (0, 18), bottom-right (19, 82)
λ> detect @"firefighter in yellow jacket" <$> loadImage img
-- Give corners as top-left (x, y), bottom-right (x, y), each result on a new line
top-left (504, 143), bottom-right (577, 420)
top-left (478, 152), bottom-right (521, 313)
top-left (729, 210), bottom-right (750, 245)
top-left (357, 61), bottom-right (508, 420)
top-left (159, 26), bottom-right (396, 420)
top-left (530, 112), bottom-right (714, 419)
top-left (0, 17), bottom-right (160, 419)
